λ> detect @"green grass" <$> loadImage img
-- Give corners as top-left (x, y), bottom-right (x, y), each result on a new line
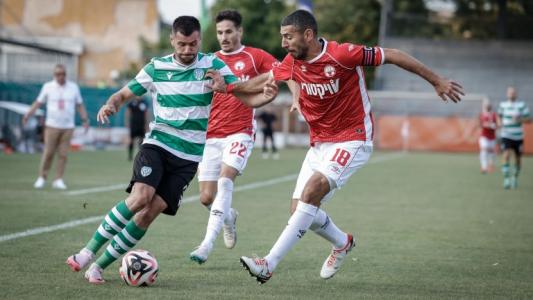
top-left (0, 149), bottom-right (532, 299)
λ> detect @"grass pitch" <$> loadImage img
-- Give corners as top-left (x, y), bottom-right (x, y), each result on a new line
top-left (0, 148), bottom-right (532, 299)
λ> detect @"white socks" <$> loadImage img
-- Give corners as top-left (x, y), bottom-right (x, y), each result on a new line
top-left (265, 201), bottom-right (317, 271)
top-left (480, 148), bottom-right (495, 171)
top-left (200, 177), bottom-right (234, 247)
top-left (310, 208), bottom-right (348, 249)
top-left (480, 149), bottom-right (488, 170)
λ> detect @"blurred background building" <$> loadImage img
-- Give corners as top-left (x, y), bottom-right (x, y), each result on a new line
top-left (0, 0), bottom-right (532, 153)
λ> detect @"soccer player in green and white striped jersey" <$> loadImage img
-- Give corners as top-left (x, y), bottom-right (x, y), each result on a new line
top-left (498, 86), bottom-right (531, 189)
top-left (65, 16), bottom-right (279, 284)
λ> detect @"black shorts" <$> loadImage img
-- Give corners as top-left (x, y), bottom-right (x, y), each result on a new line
top-left (126, 144), bottom-right (198, 215)
top-left (501, 138), bottom-right (523, 156)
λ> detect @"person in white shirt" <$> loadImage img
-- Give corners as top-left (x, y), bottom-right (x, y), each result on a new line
top-left (23, 64), bottom-right (89, 189)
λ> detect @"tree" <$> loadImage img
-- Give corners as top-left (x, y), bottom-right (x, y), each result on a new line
top-left (202, 0), bottom-right (292, 60)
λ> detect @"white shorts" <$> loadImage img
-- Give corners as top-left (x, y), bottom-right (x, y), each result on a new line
top-left (479, 136), bottom-right (496, 151)
top-left (292, 141), bottom-right (373, 204)
top-left (197, 133), bottom-right (254, 181)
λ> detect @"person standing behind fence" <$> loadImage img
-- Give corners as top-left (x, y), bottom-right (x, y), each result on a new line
top-left (478, 100), bottom-right (498, 174)
top-left (258, 107), bottom-right (279, 159)
top-left (125, 97), bottom-right (149, 161)
top-left (497, 86), bottom-right (531, 189)
top-left (23, 64), bottom-right (89, 190)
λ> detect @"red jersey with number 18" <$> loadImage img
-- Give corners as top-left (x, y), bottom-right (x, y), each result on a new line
top-left (207, 46), bottom-right (278, 139)
top-left (272, 38), bottom-right (384, 144)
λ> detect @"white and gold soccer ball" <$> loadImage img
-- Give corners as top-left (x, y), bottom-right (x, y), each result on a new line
top-left (119, 249), bottom-right (159, 287)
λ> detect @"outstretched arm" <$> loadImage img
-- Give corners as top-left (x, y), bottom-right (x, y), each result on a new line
top-left (97, 86), bottom-right (136, 124)
top-left (234, 76), bottom-right (279, 108)
top-left (383, 48), bottom-right (464, 103)
top-left (207, 70), bottom-right (273, 94)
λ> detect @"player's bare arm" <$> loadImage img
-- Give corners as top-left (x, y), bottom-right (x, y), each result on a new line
top-left (234, 76), bottom-right (280, 108)
top-left (287, 80), bottom-right (301, 113)
top-left (206, 69), bottom-right (272, 94)
top-left (97, 86), bottom-right (136, 124)
top-left (383, 48), bottom-right (464, 103)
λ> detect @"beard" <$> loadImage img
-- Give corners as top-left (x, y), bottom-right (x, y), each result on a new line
top-left (177, 54), bottom-right (196, 65)
top-left (289, 46), bottom-right (308, 60)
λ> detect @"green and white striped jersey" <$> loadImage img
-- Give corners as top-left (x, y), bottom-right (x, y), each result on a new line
top-left (497, 100), bottom-right (530, 141)
top-left (127, 53), bottom-right (238, 162)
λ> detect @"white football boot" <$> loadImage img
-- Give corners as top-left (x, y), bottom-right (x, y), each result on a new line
top-left (190, 243), bottom-right (213, 264)
top-left (223, 208), bottom-right (238, 249)
top-left (320, 233), bottom-right (355, 279)
top-left (84, 263), bottom-right (105, 284)
top-left (240, 256), bottom-right (272, 284)
top-left (66, 248), bottom-right (94, 272)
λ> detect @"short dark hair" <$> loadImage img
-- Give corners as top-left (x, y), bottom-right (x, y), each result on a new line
top-left (172, 16), bottom-right (201, 36)
top-left (215, 9), bottom-right (242, 27)
top-left (281, 10), bottom-right (317, 35)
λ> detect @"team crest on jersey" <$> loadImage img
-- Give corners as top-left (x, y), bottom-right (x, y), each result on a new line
top-left (234, 61), bottom-right (245, 71)
top-left (348, 44), bottom-right (355, 52)
top-left (194, 69), bottom-right (204, 80)
top-left (141, 166), bottom-right (152, 177)
top-left (324, 65), bottom-right (336, 78)
top-left (301, 65), bottom-right (307, 72)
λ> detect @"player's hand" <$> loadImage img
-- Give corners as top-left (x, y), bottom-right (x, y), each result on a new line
top-left (290, 98), bottom-right (301, 114)
top-left (434, 78), bottom-right (464, 103)
top-left (205, 69), bottom-right (227, 93)
top-left (263, 77), bottom-right (278, 101)
top-left (22, 114), bottom-right (29, 126)
top-left (97, 104), bottom-right (117, 124)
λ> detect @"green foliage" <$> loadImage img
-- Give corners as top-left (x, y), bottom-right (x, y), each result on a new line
top-left (314, 0), bottom-right (381, 46)
top-left (202, 0), bottom-right (293, 60)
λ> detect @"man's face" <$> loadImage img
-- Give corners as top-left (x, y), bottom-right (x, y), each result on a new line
top-left (170, 30), bottom-right (201, 65)
top-left (216, 20), bottom-right (242, 52)
top-left (54, 67), bottom-right (66, 85)
top-left (280, 25), bottom-right (309, 60)
top-left (507, 87), bottom-right (517, 101)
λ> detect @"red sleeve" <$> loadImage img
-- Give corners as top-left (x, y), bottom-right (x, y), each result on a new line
top-left (335, 43), bottom-right (384, 68)
top-left (255, 49), bottom-right (279, 73)
top-left (271, 54), bottom-right (293, 81)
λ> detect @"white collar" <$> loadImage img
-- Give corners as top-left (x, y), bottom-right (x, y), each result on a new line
top-left (307, 38), bottom-right (328, 64)
top-left (219, 45), bottom-right (245, 55)
top-left (172, 54), bottom-right (198, 69)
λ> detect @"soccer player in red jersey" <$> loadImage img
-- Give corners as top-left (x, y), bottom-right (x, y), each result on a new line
top-left (479, 100), bottom-right (498, 173)
top-left (190, 10), bottom-right (297, 264)
top-left (211, 10), bottom-right (463, 283)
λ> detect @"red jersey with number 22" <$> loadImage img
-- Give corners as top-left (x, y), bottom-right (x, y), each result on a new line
top-left (272, 38), bottom-right (384, 144)
top-left (207, 46), bottom-right (278, 138)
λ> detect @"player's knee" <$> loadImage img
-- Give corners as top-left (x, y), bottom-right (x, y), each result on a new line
top-left (199, 191), bottom-right (215, 206)
top-left (127, 186), bottom-right (154, 212)
top-left (301, 176), bottom-right (330, 206)
top-left (134, 198), bottom-right (166, 227)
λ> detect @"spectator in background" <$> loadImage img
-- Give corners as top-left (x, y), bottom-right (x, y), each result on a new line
top-left (258, 107), bottom-right (279, 159)
top-left (478, 100), bottom-right (498, 174)
top-left (23, 64), bottom-right (89, 189)
top-left (497, 86), bottom-right (531, 189)
top-left (125, 97), bottom-right (149, 161)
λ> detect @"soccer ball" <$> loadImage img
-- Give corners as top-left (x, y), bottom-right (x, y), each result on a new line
top-left (119, 249), bottom-right (159, 287)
